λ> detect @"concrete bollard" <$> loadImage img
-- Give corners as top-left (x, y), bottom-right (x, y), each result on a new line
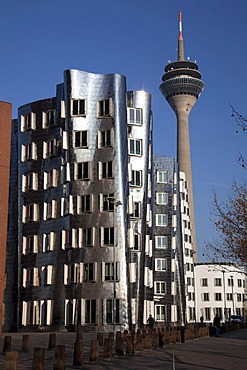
top-left (4, 351), bottom-right (18, 370)
top-left (21, 334), bottom-right (30, 351)
top-left (89, 340), bottom-right (99, 362)
top-left (3, 336), bottom-right (11, 353)
top-left (48, 333), bottom-right (56, 349)
top-left (152, 332), bottom-right (158, 349)
top-left (115, 336), bottom-right (124, 356)
top-left (97, 332), bottom-right (104, 346)
top-left (103, 338), bottom-right (112, 358)
top-left (159, 331), bottom-right (165, 347)
top-left (73, 341), bottom-right (83, 366)
top-left (126, 335), bottom-right (134, 355)
top-left (123, 329), bottom-right (129, 342)
top-left (54, 345), bottom-right (65, 370)
top-left (135, 333), bottom-right (143, 352)
top-left (144, 333), bottom-right (152, 349)
top-left (32, 348), bottom-right (45, 370)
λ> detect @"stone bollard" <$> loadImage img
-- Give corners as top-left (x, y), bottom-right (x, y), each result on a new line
top-left (171, 329), bottom-right (176, 344)
top-left (159, 331), bottom-right (165, 347)
top-left (3, 336), bottom-right (11, 353)
top-left (123, 329), bottom-right (129, 342)
top-left (164, 330), bottom-right (170, 345)
top-left (144, 333), bottom-right (152, 349)
top-left (76, 331), bottom-right (83, 342)
top-left (176, 328), bottom-right (181, 343)
top-left (73, 341), bottom-right (83, 366)
top-left (90, 340), bottom-right (99, 362)
top-left (103, 338), bottom-right (112, 359)
top-left (126, 335), bottom-right (134, 355)
top-left (135, 333), bottom-right (143, 352)
top-left (21, 334), bottom-right (30, 351)
top-left (32, 348), bottom-right (45, 370)
top-left (54, 345), bottom-right (65, 370)
top-left (97, 332), bottom-right (104, 346)
top-left (152, 332), bottom-right (158, 349)
top-left (115, 336), bottom-right (124, 356)
top-left (4, 351), bottom-right (18, 370)
top-left (48, 333), bottom-right (56, 349)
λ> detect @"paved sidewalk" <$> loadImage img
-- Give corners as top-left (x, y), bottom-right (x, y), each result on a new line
top-left (0, 328), bottom-right (246, 369)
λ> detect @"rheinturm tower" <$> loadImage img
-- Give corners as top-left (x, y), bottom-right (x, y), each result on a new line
top-left (160, 12), bottom-right (204, 259)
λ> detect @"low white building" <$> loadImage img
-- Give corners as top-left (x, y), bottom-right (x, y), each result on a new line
top-left (194, 263), bottom-right (246, 323)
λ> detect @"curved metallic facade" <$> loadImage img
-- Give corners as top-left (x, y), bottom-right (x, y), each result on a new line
top-left (15, 69), bottom-right (153, 332)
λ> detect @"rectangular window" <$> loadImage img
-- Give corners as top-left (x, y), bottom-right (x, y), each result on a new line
top-left (203, 293), bottom-right (209, 301)
top-left (100, 193), bottom-right (114, 212)
top-left (237, 294), bottom-right (242, 302)
top-left (23, 204), bottom-right (39, 223)
top-left (104, 262), bottom-right (119, 281)
top-left (61, 229), bottom-right (72, 249)
top-left (156, 192), bottom-right (168, 205)
top-left (133, 232), bottom-right (141, 251)
top-left (129, 139), bottom-right (142, 156)
top-left (22, 235), bottom-right (39, 255)
top-left (127, 108), bottom-right (142, 125)
top-left (85, 299), bottom-right (96, 324)
top-left (215, 293), bottom-right (222, 301)
top-left (43, 138), bottom-right (58, 158)
top-left (237, 279), bottom-right (242, 287)
top-left (155, 281), bottom-right (166, 294)
top-left (155, 236), bottom-right (168, 249)
top-left (22, 172), bottom-right (38, 192)
top-left (42, 233), bottom-right (55, 252)
top-left (44, 169), bottom-right (59, 189)
top-left (74, 130), bottom-right (88, 148)
top-left (42, 110), bottom-right (56, 128)
top-left (157, 171), bottom-right (168, 183)
top-left (215, 308), bottom-right (222, 320)
top-left (130, 170), bottom-right (142, 187)
top-left (77, 195), bottom-right (92, 213)
top-left (106, 299), bottom-right (120, 324)
top-left (205, 307), bottom-right (211, 321)
top-left (214, 278), bottom-right (222, 287)
top-left (75, 162), bottom-right (90, 180)
top-left (102, 161), bottom-right (113, 178)
top-left (155, 305), bottom-right (165, 321)
top-left (99, 129), bottom-right (113, 147)
top-left (201, 278), bottom-right (208, 287)
top-left (83, 263), bottom-right (95, 282)
top-left (155, 259), bottom-right (166, 271)
top-left (21, 113), bottom-right (36, 131)
top-left (226, 293), bottom-right (233, 301)
top-left (228, 278), bottom-right (234, 287)
top-left (44, 200), bottom-right (57, 220)
top-left (187, 277), bottom-right (191, 286)
top-left (131, 202), bottom-right (141, 219)
top-left (98, 99), bottom-right (110, 117)
top-left (102, 228), bottom-right (114, 246)
top-left (22, 143), bottom-right (37, 161)
top-left (71, 99), bottom-right (86, 116)
top-left (156, 214), bottom-right (168, 227)
top-left (82, 228), bottom-right (93, 247)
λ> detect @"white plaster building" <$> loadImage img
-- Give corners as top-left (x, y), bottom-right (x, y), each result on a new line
top-left (194, 263), bottom-right (246, 323)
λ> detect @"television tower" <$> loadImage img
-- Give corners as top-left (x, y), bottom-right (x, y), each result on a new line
top-left (160, 12), bottom-right (204, 258)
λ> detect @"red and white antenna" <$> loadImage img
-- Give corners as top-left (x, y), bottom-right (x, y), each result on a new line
top-left (179, 11), bottom-right (183, 40)
top-left (178, 11), bottom-right (184, 60)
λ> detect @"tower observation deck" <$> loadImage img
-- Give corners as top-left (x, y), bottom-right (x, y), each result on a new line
top-left (160, 12), bottom-right (204, 259)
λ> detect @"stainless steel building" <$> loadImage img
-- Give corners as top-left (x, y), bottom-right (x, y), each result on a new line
top-left (13, 69), bottom-right (153, 332)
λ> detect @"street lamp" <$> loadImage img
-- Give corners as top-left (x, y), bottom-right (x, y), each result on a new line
top-left (222, 270), bottom-right (227, 322)
top-left (107, 197), bottom-right (122, 334)
top-left (230, 275), bottom-right (235, 316)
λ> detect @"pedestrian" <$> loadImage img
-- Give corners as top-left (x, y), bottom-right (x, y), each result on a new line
top-left (147, 314), bottom-right (155, 330)
top-left (213, 314), bottom-right (221, 337)
top-left (200, 315), bottom-right (204, 326)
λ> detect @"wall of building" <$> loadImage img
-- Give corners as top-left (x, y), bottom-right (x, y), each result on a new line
top-left (0, 101), bottom-right (12, 335)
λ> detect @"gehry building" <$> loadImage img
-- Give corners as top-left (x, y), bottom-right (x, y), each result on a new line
top-left (4, 69), bottom-right (153, 332)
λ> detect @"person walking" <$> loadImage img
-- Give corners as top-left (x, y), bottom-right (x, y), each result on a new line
top-left (147, 314), bottom-right (155, 330)
top-left (213, 314), bottom-right (221, 337)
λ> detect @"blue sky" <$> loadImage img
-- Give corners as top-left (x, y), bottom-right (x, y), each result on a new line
top-left (1, 0), bottom-right (247, 260)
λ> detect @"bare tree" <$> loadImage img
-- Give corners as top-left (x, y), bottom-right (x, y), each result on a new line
top-left (230, 103), bottom-right (247, 167)
top-left (206, 182), bottom-right (247, 265)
